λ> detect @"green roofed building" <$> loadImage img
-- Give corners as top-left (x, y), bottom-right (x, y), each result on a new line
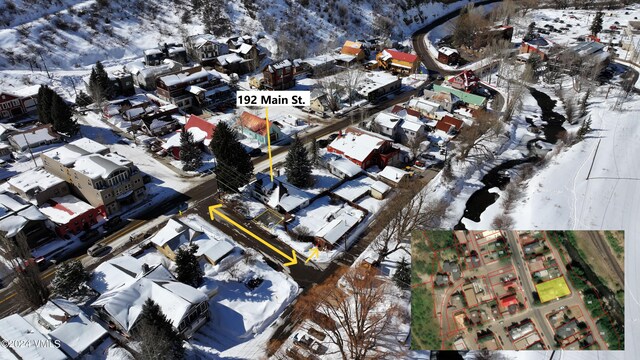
top-left (432, 84), bottom-right (487, 109)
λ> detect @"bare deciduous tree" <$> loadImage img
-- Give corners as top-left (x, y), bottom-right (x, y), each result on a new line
top-left (0, 234), bottom-right (49, 308)
top-left (371, 183), bottom-right (448, 265)
top-left (299, 267), bottom-right (403, 360)
top-left (456, 111), bottom-right (504, 163)
top-left (339, 66), bottom-right (364, 106)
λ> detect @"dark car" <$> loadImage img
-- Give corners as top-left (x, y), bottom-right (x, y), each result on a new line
top-left (249, 148), bottom-right (263, 157)
top-left (327, 133), bottom-right (339, 142)
top-left (317, 139), bottom-right (329, 148)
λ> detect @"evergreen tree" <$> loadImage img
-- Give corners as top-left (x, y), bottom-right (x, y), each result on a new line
top-left (284, 135), bottom-right (312, 187)
top-left (51, 94), bottom-right (78, 135)
top-left (175, 244), bottom-right (203, 287)
top-left (75, 90), bottom-right (93, 107)
top-left (393, 257), bottom-right (411, 290)
top-left (210, 122), bottom-right (254, 192)
top-left (310, 138), bottom-right (319, 165)
top-left (135, 298), bottom-right (185, 360)
top-left (590, 11), bottom-right (603, 36)
top-left (89, 61), bottom-right (114, 103)
top-left (51, 260), bottom-right (89, 298)
top-left (36, 85), bottom-right (54, 124)
top-left (179, 128), bottom-right (203, 171)
top-left (576, 116), bottom-right (592, 141)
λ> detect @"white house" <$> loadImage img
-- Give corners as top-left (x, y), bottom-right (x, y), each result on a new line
top-left (90, 257), bottom-right (209, 338)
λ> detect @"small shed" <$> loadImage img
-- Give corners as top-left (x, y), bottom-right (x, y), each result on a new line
top-left (378, 166), bottom-right (409, 188)
top-left (437, 47), bottom-right (460, 65)
top-left (370, 180), bottom-right (391, 199)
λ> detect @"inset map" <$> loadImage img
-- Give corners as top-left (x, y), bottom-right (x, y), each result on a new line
top-left (411, 230), bottom-right (624, 351)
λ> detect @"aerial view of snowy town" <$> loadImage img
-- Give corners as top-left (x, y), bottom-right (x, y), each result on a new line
top-left (0, 0), bottom-right (637, 359)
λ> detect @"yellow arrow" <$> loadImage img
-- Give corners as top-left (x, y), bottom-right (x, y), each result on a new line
top-left (305, 247), bottom-right (319, 264)
top-left (209, 204), bottom-right (298, 267)
top-left (266, 107), bottom-right (274, 182)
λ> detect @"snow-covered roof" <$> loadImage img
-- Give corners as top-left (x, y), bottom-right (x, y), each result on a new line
top-left (217, 53), bottom-right (243, 65)
top-left (149, 218), bottom-right (189, 247)
top-left (0, 192), bottom-right (48, 236)
top-left (7, 168), bottom-right (65, 195)
top-left (370, 180), bottom-right (391, 194)
top-left (188, 33), bottom-right (221, 48)
top-left (408, 98), bottom-right (441, 114)
top-left (235, 43), bottom-right (254, 55)
top-left (316, 207), bottom-right (364, 245)
top-left (301, 55), bottom-right (336, 67)
top-left (35, 298), bottom-right (82, 329)
top-left (144, 48), bottom-right (163, 56)
top-left (42, 138), bottom-right (107, 167)
top-left (0, 314), bottom-right (67, 360)
top-left (73, 153), bottom-right (131, 180)
top-left (70, 138), bottom-right (108, 154)
top-left (137, 61), bottom-right (180, 79)
top-left (201, 239), bottom-right (235, 264)
top-left (89, 255), bottom-right (147, 294)
top-left (438, 47), bottom-right (458, 56)
top-left (254, 173), bottom-right (311, 213)
top-left (328, 156), bottom-right (363, 178)
top-left (332, 175), bottom-right (375, 202)
top-left (356, 71), bottom-right (400, 96)
top-left (378, 166), bottom-right (408, 184)
top-left (374, 112), bottom-right (402, 129)
top-left (39, 195), bottom-right (95, 225)
top-left (328, 131), bottom-right (389, 162)
top-left (91, 263), bottom-right (208, 332)
top-left (267, 59), bottom-right (293, 71)
top-left (400, 119), bottom-right (424, 132)
top-left (3, 85), bottom-right (40, 98)
top-left (49, 312), bottom-right (108, 359)
top-left (10, 125), bottom-right (59, 149)
top-left (159, 69), bottom-right (211, 87)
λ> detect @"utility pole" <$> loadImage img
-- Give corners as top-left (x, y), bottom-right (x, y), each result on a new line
top-left (22, 133), bottom-right (38, 169)
top-left (38, 52), bottom-right (51, 79)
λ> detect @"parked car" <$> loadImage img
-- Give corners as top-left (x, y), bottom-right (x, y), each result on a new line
top-left (327, 133), bottom-right (339, 142)
top-left (15, 256), bottom-right (48, 273)
top-left (249, 148), bottom-right (263, 157)
top-left (317, 139), bottom-right (329, 148)
top-left (87, 243), bottom-right (108, 257)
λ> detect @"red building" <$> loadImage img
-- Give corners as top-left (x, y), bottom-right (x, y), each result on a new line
top-left (262, 60), bottom-right (295, 90)
top-left (447, 70), bottom-right (480, 92)
top-left (1, 85), bottom-right (40, 122)
top-left (435, 115), bottom-right (464, 133)
top-left (39, 195), bottom-right (106, 237)
top-left (327, 127), bottom-right (399, 169)
top-left (499, 294), bottom-right (520, 314)
top-left (164, 114), bottom-right (216, 160)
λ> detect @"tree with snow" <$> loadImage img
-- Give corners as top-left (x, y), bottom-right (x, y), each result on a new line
top-left (36, 85), bottom-right (54, 124)
top-left (209, 122), bottom-right (254, 192)
top-left (50, 93), bottom-right (78, 135)
top-left (310, 138), bottom-right (319, 165)
top-left (285, 135), bottom-right (312, 187)
top-left (393, 257), bottom-right (411, 290)
top-left (75, 91), bottom-right (93, 107)
top-left (51, 259), bottom-right (89, 298)
top-left (590, 11), bottom-right (603, 36)
top-left (175, 244), bottom-right (203, 287)
top-left (134, 298), bottom-right (185, 360)
top-left (179, 128), bottom-right (203, 172)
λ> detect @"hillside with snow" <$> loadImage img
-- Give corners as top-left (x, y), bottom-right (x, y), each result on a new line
top-left (0, 0), bottom-right (481, 72)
